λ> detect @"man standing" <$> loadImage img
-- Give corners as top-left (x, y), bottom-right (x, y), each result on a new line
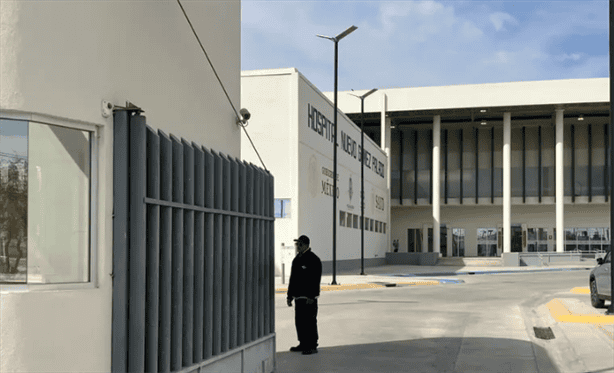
top-left (286, 235), bottom-right (322, 355)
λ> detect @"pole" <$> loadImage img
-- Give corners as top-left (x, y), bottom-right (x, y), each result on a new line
top-left (332, 40), bottom-right (339, 285)
top-left (608, 0), bottom-right (614, 315)
top-left (360, 98), bottom-right (366, 275)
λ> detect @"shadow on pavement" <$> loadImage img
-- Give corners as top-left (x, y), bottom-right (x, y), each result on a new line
top-left (275, 337), bottom-right (560, 373)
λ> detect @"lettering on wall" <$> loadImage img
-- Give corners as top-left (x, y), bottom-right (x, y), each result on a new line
top-left (308, 104), bottom-right (334, 143)
top-left (321, 167), bottom-right (339, 199)
top-left (308, 103), bottom-right (386, 179)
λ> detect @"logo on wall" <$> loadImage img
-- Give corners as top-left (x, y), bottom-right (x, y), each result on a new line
top-left (309, 155), bottom-right (318, 198)
top-left (348, 176), bottom-right (353, 202)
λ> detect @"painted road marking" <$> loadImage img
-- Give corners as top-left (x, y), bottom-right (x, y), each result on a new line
top-left (546, 299), bottom-right (614, 325)
top-left (275, 280), bottom-right (444, 294)
top-left (570, 287), bottom-right (590, 294)
top-left (595, 324), bottom-right (614, 342)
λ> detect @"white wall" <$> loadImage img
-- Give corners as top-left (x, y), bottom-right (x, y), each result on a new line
top-left (1, 0), bottom-right (241, 156)
top-left (0, 1), bottom-right (240, 372)
top-left (241, 68), bottom-right (300, 274)
top-left (241, 68), bottom-right (390, 271)
top-left (328, 78), bottom-right (609, 115)
top-left (297, 73), bottom-right (389, 263)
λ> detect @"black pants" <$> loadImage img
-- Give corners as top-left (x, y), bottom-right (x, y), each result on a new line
top-left (294, 298), bottom-right (318, 349)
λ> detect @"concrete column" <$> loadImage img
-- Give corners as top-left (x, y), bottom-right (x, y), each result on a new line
top-left (503, 112), bottom-right (511, 253)
top-left (432, 115), bottom-right (441, 255)
top-left (556, 108), bottom-right (565, 252)
top-left (381, 93), bottom-right (392, 253)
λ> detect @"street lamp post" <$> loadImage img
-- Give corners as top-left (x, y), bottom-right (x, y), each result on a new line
top-left (608, 0), bottom-right (614, 315)
top-left (349, 88), bottom-right (378, 275)
top-left (317, 25), bottom-right (357, 285)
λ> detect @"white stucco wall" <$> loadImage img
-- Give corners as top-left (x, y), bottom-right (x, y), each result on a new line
top-left (0, 1), bottom-right (240, 372)
top-left (327, 78), bottom-right (609, 114)
top-left (1, 0), bottom-right (241, 155)
top-left (241, 68), bottom-right (389, 273)
top-left (297, 74), bottom-right (389, 263)
top-left (241, 68), bottom-right (300, 275)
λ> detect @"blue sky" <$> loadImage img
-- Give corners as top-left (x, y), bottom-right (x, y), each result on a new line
top-left (241, 1), bottom-right (608, 92)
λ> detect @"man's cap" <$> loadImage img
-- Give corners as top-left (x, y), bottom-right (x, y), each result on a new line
top-left (294, 235), bottom-right (310, 246)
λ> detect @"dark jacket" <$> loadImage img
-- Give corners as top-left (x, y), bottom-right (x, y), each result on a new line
top-left (287, 249), bottom-right (322, 300)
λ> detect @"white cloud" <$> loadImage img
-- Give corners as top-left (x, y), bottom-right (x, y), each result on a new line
top-left (489, 12), bottom-right (518, 32)
top-left (557, 53), bottom-right (582, 62)
top-left (241, 1), bottom-right (608, 92)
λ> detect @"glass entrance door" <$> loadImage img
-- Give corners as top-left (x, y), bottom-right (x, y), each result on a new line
top-left (407, 228), bottom-right (422, 252)
top-left (451, 228), bottom-right (465, 257)
top-left (424, 224), bottom-right (447, 256)
top-left (527, 228), bottom-right (549, 252)
top-left (495, 224), bottom-right (525, 254)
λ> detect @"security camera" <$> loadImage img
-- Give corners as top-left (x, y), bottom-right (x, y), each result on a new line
top-left (240, 108), bottom-right (251, 121)
top-left (237, 108), bottom-right (251, 127)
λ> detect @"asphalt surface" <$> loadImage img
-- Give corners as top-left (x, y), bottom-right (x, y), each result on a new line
top-left (274, 263), bottom-right (614, 373)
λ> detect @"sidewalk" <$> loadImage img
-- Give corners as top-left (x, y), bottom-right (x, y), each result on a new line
top-left (275, 262), bottom-right (596, 293)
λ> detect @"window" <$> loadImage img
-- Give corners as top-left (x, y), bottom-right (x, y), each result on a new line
top-left (383, 223), bottom-right (386, 234)
top-left (370, 219), bottom-right (374, 232)
top-left (565, 228), bottom-right (610, 252)
top-left (477, 228), bottom-right (497, 257)
top-left (274, 199), bottom-right (291, 218)
top-left (339, 211), bottom-right (346, 227)
top-left (353, 215), bottom-right (358, 229)
top-left (452, 229), bottom-right (465, 256)
top-left (1, 118), bottom-right (93, 284)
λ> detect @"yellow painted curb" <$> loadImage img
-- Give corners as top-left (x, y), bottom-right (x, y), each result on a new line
top-left (570, 287), bottom-right (590, 294)
top-left (546, 299), bottom-right (614, 325)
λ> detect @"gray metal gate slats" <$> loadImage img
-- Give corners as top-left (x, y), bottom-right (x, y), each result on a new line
top-left (192, 143), bottom-right (205, 364)
top-left (222, 154), bottom-right (231, 354)
top-left (238, 158), bottom-right (246, 346)
top-left (203, 146), bottom-right (214, 361)
top-left (212, 151), bottom-right (223, 356)
top-left (146, 125), bottom-right (160, 373)
top-left (170, 134), bottom-right (184, 372)
top-left (245, 162), bottom-right (254, 344)
top-left (230, 158), bottom-right (239, 350)
top-left (158, 130), bottom-right (173, 373)
top-left (129, 114), bottom-right (147, 373)
top-left (269, 173), bottom-right (275, 334)
top-left (113, 113), bottom-right (275, 373)
top-left (112, 111), bottom-right (129, 373)
top-left (251, 164), bottom-right (260, 341)
top-left (182, 139), bottom-right (195, 367)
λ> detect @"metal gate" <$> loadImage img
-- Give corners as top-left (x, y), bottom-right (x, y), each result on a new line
top-left (112, 110), bottom-right (275, 373)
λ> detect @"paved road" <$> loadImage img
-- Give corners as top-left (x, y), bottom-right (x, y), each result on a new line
top-left (274, 269), bottom-right (614, 373)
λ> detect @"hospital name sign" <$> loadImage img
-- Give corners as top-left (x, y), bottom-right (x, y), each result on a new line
top-left (308, 103), bottom-right (385, 178)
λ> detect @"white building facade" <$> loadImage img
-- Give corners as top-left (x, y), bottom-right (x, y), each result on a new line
top-left (242, 69), bottom-right (390, 274)
top-left (1, 2), bottom-right (274, 372)
top-left (328, 79), bottom-right (611, 261)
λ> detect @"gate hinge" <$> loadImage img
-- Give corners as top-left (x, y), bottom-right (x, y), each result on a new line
top-left (112, 101), bottom-right (144, 115)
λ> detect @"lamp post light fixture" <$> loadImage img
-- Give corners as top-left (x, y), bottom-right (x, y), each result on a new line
top-left (349, 88), bottom-right (378, 275)
top-left (317, 25), bottom-right (357, 285)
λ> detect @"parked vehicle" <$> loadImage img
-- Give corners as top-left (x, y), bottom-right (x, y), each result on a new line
top-left (590, 250), bottom-right (612, 308)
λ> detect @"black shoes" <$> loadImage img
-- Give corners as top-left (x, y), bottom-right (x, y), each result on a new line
top-left (301, 348), bottom-right (318, 355)
top-left (290, 345), bottom-right (304, 352)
